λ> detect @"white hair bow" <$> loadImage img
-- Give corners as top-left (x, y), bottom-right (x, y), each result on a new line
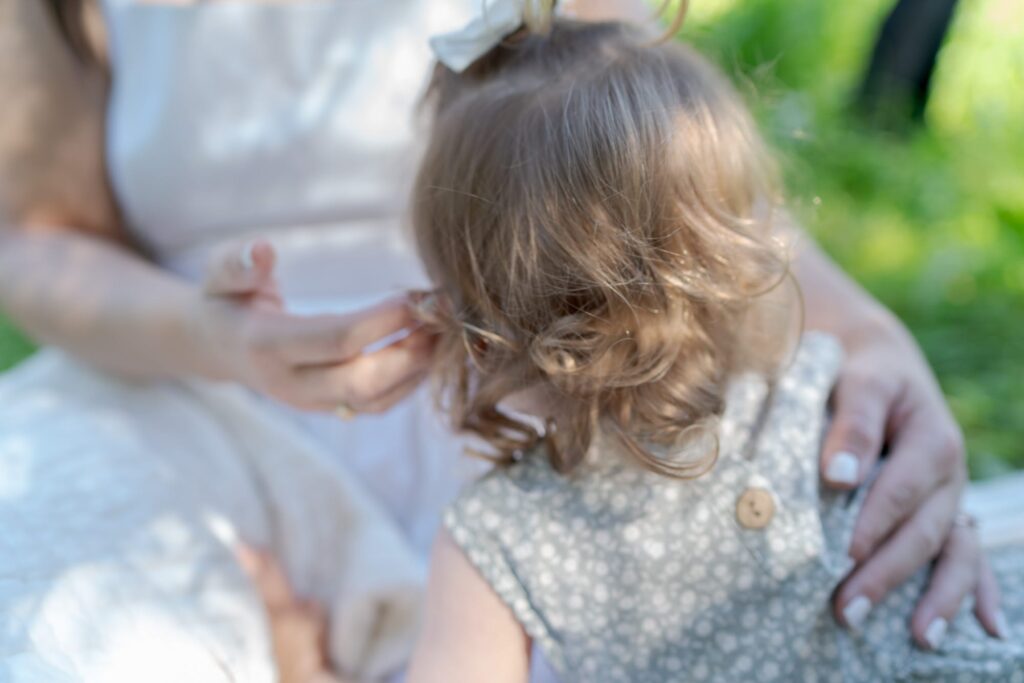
top-left (430, 0), bottom-right (547, 73)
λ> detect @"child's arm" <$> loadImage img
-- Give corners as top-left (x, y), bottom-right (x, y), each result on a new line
top-left (406, 528), bottom-right (532, 683)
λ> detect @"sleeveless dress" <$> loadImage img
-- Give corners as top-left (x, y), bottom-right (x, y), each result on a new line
top-left (0, 2), bottom-right (496, 682)
top-left (447, 334), bottom-right (1024, 682)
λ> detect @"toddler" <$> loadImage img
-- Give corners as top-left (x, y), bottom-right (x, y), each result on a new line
top-left (405, 3), bottom-right (1024, 682)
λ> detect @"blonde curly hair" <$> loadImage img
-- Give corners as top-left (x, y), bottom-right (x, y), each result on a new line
top-left (413, 9), bottom-right (796, 477)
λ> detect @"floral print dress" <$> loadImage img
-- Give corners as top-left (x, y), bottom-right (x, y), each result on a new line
top-left (446, 333), bottom-right (1024, 683)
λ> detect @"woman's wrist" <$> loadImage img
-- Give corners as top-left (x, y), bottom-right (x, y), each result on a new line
top-left (181, 290), bottom-right (248, 384)
top-left (827, 298), bottom-right (910, 354)
top-left (789, 227), bottom-right (907, 350)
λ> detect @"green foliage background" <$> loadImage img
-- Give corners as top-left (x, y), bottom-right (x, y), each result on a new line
top-left (0, 0), bottom-right (1020, 475)
top-left (0, 317), bottom-right (31, 373)
top-left (680, 0), bottom-right (1024, 477)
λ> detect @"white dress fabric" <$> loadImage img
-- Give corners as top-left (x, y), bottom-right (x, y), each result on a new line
top-left (0, 352), bottom-right (425, 682)
top-left (0, 1), bottom-right (1021, 682)
top-left (0, 1), bottom-right (491, 681)
top-left (101, 0), bottom-right (486, 557)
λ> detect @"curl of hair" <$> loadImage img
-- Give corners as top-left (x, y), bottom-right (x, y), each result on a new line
top-left (414, 16), bottom-right (797, 477)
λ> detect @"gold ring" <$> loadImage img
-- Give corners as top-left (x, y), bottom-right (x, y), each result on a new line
top-left (953, 512), bottom-right (978, 529)
top-left (335, 402), bottom-right (357, 421)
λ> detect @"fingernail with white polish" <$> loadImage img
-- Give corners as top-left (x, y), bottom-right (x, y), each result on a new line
top-left (239, 243), bottom-right (256, 270)
top-left (826, 452), bottom-right (860, 485)
top-left (924, 618), bottom-right (947, 650)
top-left (995, 611), bottom-right (1011, 640)
top-left (843, 595), bottom-right (872, 631)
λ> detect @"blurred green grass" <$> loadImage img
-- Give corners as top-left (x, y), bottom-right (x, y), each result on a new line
top-left (0, 316), bottom-right (32, 374)
top-left (0, 0), bottom-right (1020, 475)
top-left (683, 0), bottom-right (1024, 475)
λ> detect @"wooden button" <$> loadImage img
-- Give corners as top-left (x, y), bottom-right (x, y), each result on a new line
top-left (736, 487), bottom-right (775, 529)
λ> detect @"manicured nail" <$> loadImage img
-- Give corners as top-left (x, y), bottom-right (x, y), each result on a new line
top-left (239, 243), bottom-right (256, 270)
top-left (924, 618), bottom-right (947, 650)
top-left (842, 595), bottom-right (872, 630)
top-left (994, 610), bottom-right (1011, 640)
top-left (825, 451), bottom-right (860, 485)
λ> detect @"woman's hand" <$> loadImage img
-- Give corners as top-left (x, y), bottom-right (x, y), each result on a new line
top-left (236, 546), bottom-right (345, 683)
top-left (794, 228), bottom-right (1003, 647)
top-left (788, 227), bottom-right (1004, 648)
top-left (820, 312), bottom-right (1006, 647)
top-left (195, 241), bottom-right (436, 414)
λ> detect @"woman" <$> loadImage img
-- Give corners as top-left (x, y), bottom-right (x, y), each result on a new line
top-left (0, 0), bottom-right (1012, 681)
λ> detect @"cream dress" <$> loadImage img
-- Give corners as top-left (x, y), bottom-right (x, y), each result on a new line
top-left (0, 2), bottom-right (1019, 682)
top-left (0, 1), bottom-right (492, 682)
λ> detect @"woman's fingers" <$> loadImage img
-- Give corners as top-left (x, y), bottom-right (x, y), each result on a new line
top-left (228, 296), bottom-right (435, 411)
top-left (909, 521), bottom-right (981, 650)
top-left (974, 551), bottom-right (1009, 639)
top-left (204, 240), bottom-right (277, 297)
top-left (354, 369), bottom-right (431, 415)
top-left (821, 368), bottom-right (894, 488)
top-left (847, 409), bottom-right (963, 562)
top-left (275, 298), bottom-right (422, 366)
top-left (235, 544), bottom-right (332, 683)
top-left (290, 327), bottom-right (436, 412)
top-left (835, 485), bottom-right (958, 630)
top-left (235, 543), bottom-right (297, 611)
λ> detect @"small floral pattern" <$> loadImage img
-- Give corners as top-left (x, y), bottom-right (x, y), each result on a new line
top-left (446, 333), bottom-right (1024, 682)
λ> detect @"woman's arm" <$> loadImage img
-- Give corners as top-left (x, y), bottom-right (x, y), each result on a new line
top-left (407, 529), bottom-right (531, 683)
top-left (790, 229), bottom-right (1003, 647)
top-left (0, 0), bottom-right (117, 240)
top-left (0, 227), bottom-right (229, 379)
top-left (0, 0), bottom-right (228, 379)
top-left (0, 0), bottom-right (434, 411)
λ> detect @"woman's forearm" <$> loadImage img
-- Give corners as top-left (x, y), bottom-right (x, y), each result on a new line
top-left (0, 225), bottom-right (224, 380)
top-left (789, 226), bottom-right (907, 346)
top-left (0, 0), bottom-right (208, 381)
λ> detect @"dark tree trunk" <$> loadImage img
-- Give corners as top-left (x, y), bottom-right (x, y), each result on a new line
top-left (856, 0), bottom-right (960, 125)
